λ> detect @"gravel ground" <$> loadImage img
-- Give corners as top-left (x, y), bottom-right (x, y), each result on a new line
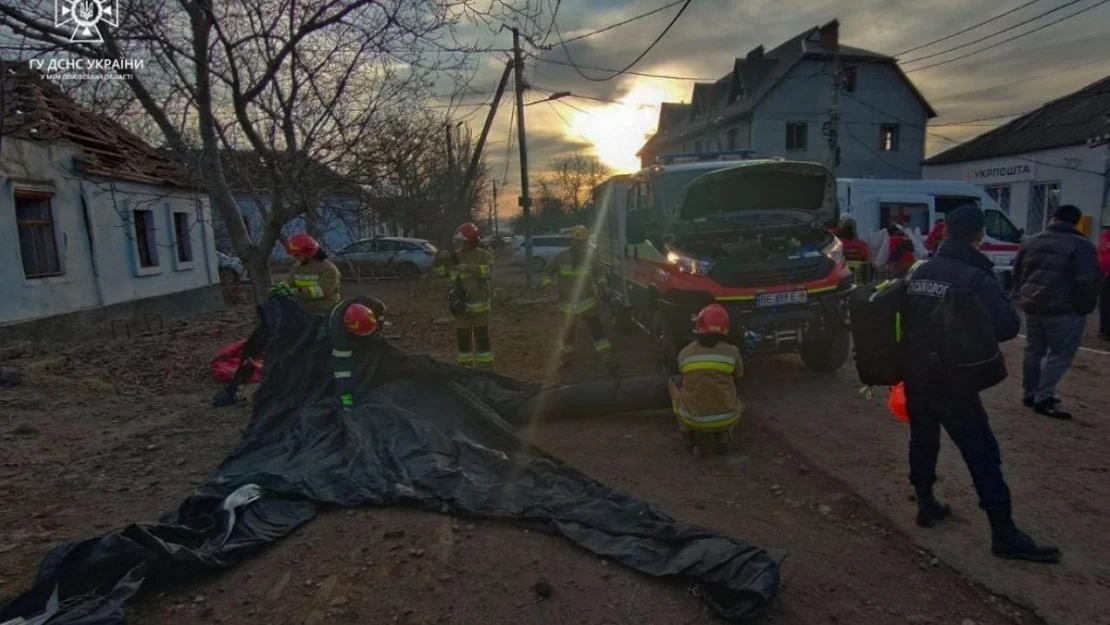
top-left (2, 272), bottom-right (1099, 625)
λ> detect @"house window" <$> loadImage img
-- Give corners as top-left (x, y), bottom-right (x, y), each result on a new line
top-left (133, 209), bottom-right (159, 267)
top-left (880, 124), bottom-right (900, 151)
top-left (841, 66), bottom-right (857, 93)
top-left (15, 192), bottom-right (62, 278)
top-left (786, 122), bottom-right (807, 151)
top-left (173, 212), bottom-right (193, 262)
top-left (985, 185), bottom-right (1012, 214)
top-left (726, 127), bottom-right (738, 150)
top-left (1027, 182), bottom-right (1061, 234)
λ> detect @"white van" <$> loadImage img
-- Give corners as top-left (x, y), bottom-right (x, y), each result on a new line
top-left (837, 178), bottom-right (1023, 281)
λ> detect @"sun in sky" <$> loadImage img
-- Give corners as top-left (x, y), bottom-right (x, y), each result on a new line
top-left (566, 79), bottom-right (689, 173)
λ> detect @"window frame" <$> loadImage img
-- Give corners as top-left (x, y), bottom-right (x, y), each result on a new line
top-left (1027, 181), bottom-right (1061, 234)
top-left (127, 205), bottom-right (163, 276)
top-left (984, 184), bottom-right (1012, 214)
top-left (879, 124), bottom-right (900, 152)
top-left (841, 66), bottom-right (858, 93)
top-left (785, 122), bottom-right (807, 151)
top-left (168, 207), bottom-right (196, 271)
top-left (14, 189), bottom-right (64, 279)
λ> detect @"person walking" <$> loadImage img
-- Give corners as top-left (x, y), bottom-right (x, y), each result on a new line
top-left (1098, 226), bottom-right (1110, 341)
top-left (886, 224), bottom-right (915, 279)
top-left (542, 225), bottom-right (616, 372)
top-left (904, 205), bottom-right (1059, 563)
top-left (1012, 205), bottom-right (1101, 420)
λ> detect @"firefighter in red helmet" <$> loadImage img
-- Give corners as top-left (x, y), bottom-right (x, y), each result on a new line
top-left (667, 303), bottom-right (744, 454)
top-left (434, 223), bottom-right (495, 369)
top-left (282, 233), bottom-right (341, 314)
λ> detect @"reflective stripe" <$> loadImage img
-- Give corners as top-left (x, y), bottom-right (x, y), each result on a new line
top-left (466, 301), bottom-right (491, 313)
top-left (475, 352), bottom-right (495, 364)
top-left (434, 266), bottom-right (448, 277)
top-left (678, 410), bottom-right (739, 431)
top-left (679, 354), bottom-right (736, 374)
top-left (457, 353), bottom-right (475, 364)
top-left (334, 371), bottom-right (352, 379)
top-left (306, 285), bottom-right (324, 298)
top-left (476, 264), bottom-right (491, 279)
top-left (341, 393), bottom-right (354, 407)
top-left (560, 267), bottom-right (589, 277)
top-left (332, 349), bottom-right (353, 358)
top-left (594, 338), bottom-right (612, 353)
top-left (559, 297), bottom-right (596, 314)
top-left (541, 277), bottom-right (554, 287)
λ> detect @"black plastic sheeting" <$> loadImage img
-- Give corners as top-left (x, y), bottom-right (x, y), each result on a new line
top-left (1, 297), bottom-right (783, 624)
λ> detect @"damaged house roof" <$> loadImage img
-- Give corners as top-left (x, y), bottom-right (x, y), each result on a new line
top-left (0, 61), bottom-right (197, 189)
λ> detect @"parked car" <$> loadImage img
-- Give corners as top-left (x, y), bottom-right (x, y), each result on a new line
top-left (217, 251), bottom-right (248, 283)
top-left (510, 234), bottom-right (572, 273)
top-left (334, 237), bottom-right (437, 280)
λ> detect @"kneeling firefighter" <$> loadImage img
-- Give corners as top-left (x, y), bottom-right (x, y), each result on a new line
top-left (435, 223), bottom-right (495, 369)
top-left (329, 297), bottom-right (386, 409)
top-left (668, 303), bottom-right (743, 454)
top-left (279, 233), bottom-right (342, 315)
top-left (541, 225), bottom-right (615, 371)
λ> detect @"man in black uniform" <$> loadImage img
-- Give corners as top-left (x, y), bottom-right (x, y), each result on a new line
top-left (904, 206), bottom-right (1060, 563)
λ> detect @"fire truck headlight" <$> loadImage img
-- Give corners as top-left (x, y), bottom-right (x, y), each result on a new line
top-left (666, 250), bottom-right (715, 276)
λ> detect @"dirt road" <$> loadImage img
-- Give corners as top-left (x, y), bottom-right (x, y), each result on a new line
top-left (1, 276), bottom-right (1100, 624)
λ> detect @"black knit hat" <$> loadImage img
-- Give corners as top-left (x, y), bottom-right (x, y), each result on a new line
top-left (946, 205), bottom-right (985, 239)
top-left (1052, 204), bottom-right (1081, 224)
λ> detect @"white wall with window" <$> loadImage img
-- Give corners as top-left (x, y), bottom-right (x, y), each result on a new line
top-left (923, 143), bottom-right (1109, 242)
top-left (0, 139), bottom-right (219, 326)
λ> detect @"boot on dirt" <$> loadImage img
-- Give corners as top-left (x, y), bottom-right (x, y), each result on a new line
top-left (914, 485), bottom-right (952, 528)
top-left (987, 508), bottom-right (1061, 563)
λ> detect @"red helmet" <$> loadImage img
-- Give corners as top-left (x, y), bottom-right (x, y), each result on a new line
top-left (694, 303), bottom-right (730, 336)
top-left (453, 222), bottom-right (480, 248)
top-left (286, 233), bottom-right (320, 260)
top-left (343, 303), bottom-right (378, 337)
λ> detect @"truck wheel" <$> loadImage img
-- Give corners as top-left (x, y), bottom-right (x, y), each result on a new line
top-left (800, 324), bottom-right (851, 373)
top-left (652, 310), bottom-right (682, 375)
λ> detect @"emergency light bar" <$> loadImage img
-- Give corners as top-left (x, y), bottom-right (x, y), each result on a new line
top-left (655, 149), bottom-right (759, 165)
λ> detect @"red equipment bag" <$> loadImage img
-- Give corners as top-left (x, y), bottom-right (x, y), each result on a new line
top-left (210, 339), bottom-right (263, 383)
top-left (888, 383), bottom-right (909, 423)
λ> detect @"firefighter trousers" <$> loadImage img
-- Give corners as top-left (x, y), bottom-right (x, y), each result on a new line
top-left (559, 310), bottom-right (612, 363)
top-left (455, 311), bottom-right (493, 368)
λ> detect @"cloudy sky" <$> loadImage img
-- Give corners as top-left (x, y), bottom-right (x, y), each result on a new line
top-left (441, 0), bottom-right (1110, 222)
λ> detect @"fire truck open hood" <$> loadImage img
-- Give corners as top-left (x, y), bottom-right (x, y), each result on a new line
top-left (677, 160), bottom-right (837, 227)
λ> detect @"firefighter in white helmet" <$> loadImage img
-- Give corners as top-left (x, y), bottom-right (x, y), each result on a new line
top-left (542, 225), bottom-right (616, 371)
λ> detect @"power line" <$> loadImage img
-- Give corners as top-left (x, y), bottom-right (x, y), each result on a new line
top-left (932, 112), bottom-right (1027, 126)
top-left (554, 0), bottom-right (689, 46)
top-left (900, 0), bottom-right (1086, 65)
top-left (844, 127), bottom-right (923, 176)
top-left (933, 52), bottom-right (1110, 102)
top-left (551, 0), bottom-right (694, 82)
top-left (501, 101), bottom-right (516, 186)
top-left (528, 57), bottom-right (714, 81)
top-left (906, 0), bottom-right (1110, 73)
top-left (893, 0), bottom-right (1047, 56)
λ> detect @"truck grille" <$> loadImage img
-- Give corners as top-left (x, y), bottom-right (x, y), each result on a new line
top-left (709, 257), bottom-right (831, 288)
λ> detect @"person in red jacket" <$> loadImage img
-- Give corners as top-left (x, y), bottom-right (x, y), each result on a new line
top-left (925, 219), bottom-right (946, 255)
top-left (1099, 227), bottom-right (1110, 340)
top-left (837, 217), bottom-right (872, 283)
top-left (887, 224), bottom-right (916, 278)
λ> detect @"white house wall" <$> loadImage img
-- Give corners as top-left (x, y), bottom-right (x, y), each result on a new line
top-left (923, 143), bottom-right (1110, 241)
top-left (0, 137), bottom-right (218, 326)
top-left (750, 59), bottom-right (928, 179)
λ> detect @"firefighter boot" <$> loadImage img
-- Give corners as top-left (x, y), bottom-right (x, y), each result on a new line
top-left (988, 507), bottom-right (1061, 563)
top-left (914, 485), bottom-right (952, 528)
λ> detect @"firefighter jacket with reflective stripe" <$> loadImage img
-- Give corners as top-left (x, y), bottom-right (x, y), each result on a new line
top-left (435, 248), bottom-right (493, 314)
top-left (672, 340), bottom-right (743, 431)
top-left (542, 247), bottom-right (608, 314)
top-left (285, 258), bottom-right (341, 314)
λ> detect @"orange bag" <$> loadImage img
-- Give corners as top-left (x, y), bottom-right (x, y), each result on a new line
top-left (888, 383), bottom-right (909, 423)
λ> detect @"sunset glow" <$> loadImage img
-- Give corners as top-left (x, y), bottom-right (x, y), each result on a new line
top-left (566, 80), bottom-right (690, 173)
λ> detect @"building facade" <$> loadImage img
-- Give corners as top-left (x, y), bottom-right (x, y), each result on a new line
top-left (923, 76), bottom-right (1110, 241)
top-left (1, 64), bottom-right (221, 340)
top-left (638, 20), bottom-right (936, 178)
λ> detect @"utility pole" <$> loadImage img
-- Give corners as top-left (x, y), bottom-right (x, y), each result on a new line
top-left (826, 42), bottom-right (841, 176)
top-left (490, 181), bottom-right (499, 236)
top-left (511, 26), bottom-right (534, 287)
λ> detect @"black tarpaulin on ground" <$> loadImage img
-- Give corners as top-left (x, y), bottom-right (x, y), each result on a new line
top-left (0, 297), bottom-right (783, 625)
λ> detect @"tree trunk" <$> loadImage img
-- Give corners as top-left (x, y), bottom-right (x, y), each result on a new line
top-left (246, 251), bottom-right (275, 303)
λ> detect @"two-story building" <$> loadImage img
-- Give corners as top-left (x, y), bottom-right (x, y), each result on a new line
top-left (637, 20), bottom-right (936, 178)
top-left (0, 63), bottom-right (222, 342)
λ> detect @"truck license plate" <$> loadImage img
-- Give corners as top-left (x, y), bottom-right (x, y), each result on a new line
top-left (756, 290), bottom-right (808, 308)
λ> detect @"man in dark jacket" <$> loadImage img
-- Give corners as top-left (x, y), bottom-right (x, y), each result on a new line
top-left (905, 206), bottom-right (1060, 563)
top-left (1012, 204), bottom-right (1100, 420)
